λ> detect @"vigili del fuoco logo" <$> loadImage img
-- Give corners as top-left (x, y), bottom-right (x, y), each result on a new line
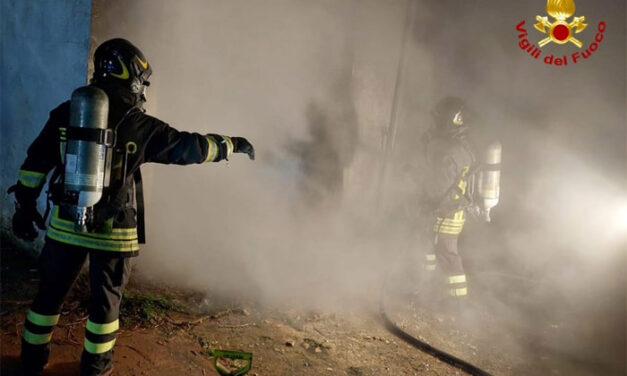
top-left (516, 0), bottom-right (606, 66)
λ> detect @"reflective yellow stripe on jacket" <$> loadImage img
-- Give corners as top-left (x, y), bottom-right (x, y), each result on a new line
top-left (433, 165), bottom-right (470, 235)
top-left (453, 166), bottom-right (470, 200)
top-left (204, 135), bottom-right (233, 162)
top-left (204, 136), bottom-right (219, 162)
top-left (434, 210), bottom-right (465, 235)
top-left (18, 169), bottom-right (47, 188)
top-left (47, 206), bottom-right (139, 252)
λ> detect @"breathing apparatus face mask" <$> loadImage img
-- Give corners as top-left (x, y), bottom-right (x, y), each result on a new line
top-left (433, 109), bottom-right (467, 138)
top-left (450, 110), bottom-right (469, 137)
top-left (453, 110), bottom-right (463, 126)
top-left (432, 96), bottom-right (467, 136)
top-left (127, 76), bottom-right (150, 107)
top-left (134, 63), bottom-right (151, 104)
top-left (139, 81), bottom-right (150, 103)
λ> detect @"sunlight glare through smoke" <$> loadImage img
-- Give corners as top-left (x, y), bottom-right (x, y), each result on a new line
top-left (616, 201), bottom-right (627, 233)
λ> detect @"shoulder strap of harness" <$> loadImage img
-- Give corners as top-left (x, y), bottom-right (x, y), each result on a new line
top-left (43, 166), bottom-right (64, 223)
top-left (133, 168), bottom-right (145, 244)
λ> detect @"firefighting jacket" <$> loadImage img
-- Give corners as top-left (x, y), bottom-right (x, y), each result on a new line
top-left (15, 88), bottom-right (233, 256)
top-left (424, 131), bottom-right (475, 236)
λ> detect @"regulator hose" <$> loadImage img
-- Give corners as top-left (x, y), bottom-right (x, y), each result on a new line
top-left (379, 288), bottom-right (494, 376)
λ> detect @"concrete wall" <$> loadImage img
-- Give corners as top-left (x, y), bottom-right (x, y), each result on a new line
top-left (0, 0), bottom-right (92, 247)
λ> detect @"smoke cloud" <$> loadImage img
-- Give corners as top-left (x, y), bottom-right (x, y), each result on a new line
top-left (91, 0), bottom-right (625, 373)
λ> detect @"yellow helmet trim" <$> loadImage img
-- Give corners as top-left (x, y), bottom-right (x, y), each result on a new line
top-left (110, 57), bottom-right (130, 80)
top-left (136, 55), bottom-right (149, 69)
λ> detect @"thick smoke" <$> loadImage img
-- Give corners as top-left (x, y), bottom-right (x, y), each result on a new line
top-left (92, 0), bottom-right (625, 373)
top-left (91, 0), bottom-right (411, 307)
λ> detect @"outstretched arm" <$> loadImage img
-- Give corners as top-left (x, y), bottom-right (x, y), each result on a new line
top-left (144, 121), bottom-right (254, 165)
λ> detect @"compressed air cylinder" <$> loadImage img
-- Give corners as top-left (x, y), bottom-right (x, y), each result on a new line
top-left (64, 86), bottom-right (109, 231)
top-left (477, 141), bottom-right (501, 222)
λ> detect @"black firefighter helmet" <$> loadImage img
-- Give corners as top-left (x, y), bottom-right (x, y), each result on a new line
top-left (92, 38), bottom-right (152, 98)
top-left (432, 96), bottom-right (467, 137)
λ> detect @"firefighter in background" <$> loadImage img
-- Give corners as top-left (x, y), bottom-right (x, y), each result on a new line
top-left (421, 96), bottom-right (475, 302)
top-left (8, 38), bottom-right (255, 376)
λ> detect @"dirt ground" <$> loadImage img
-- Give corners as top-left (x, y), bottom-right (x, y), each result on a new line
top-left (1, 242), bottom-right (621, 376)
top-left (0, 242), bottom-right (468, 376)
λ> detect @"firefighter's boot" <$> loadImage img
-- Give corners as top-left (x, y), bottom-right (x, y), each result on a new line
top-left (20, 342), bottom-right (50, 376)
top-left (80, 351), bottom-right (114, 376)
top-left (20, 308), bottom-right (60, 376)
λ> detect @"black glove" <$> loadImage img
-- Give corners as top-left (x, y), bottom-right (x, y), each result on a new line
top-left (231, 137), bottom-right (255, 160)
top-left (12, 202), bottom-right (46, 241)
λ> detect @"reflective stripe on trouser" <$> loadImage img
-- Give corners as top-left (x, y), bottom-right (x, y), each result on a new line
top-left (448, 274), bottom-right (468, 297)
top-left (433, 235), bottom-right (467, 297)
top-left (434, 210), bottom-right (465, 235)
top-left (424, 253), bottom-right (437, 271)
top-left (22, 310), bottom-right (60, 345)
top-left (80, 251), bottom-right (133, 372)
top-left (22, 239), bottom-right (88, 368)
top-left (19, 238), bottom-right (133, 373)
top-left (84, 319), bottom-right (119, 354)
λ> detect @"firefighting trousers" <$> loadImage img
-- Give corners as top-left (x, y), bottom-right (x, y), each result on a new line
top-left (423, 211), bottom-right (468, 298)
top-left (21, 238), bottom-right (132, 374)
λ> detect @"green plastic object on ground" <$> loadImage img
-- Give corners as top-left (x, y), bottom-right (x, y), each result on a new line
top-left (211, 349), bottom-right (253, 376)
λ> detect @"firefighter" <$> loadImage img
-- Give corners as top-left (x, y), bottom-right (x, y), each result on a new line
top-left (421, 96), bottom-right (475, 303)
top-left (8, 38), bottom-right (255, 376)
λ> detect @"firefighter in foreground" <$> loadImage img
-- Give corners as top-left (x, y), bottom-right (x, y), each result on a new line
top-left (420, 96), bottom-right (500, 306)
top-left (8, 38), bottom-right (255, 376)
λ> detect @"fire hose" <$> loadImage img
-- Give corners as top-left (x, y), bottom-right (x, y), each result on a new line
top-left (379, 281), bottom-right (494, 376)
